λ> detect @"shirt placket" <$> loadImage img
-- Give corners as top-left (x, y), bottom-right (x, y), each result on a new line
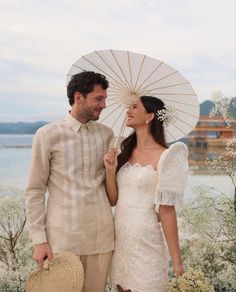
top-left (82, 125), bottom-right (90, 174)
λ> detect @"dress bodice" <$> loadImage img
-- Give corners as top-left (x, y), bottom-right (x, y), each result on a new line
top-left (116, 162), bottom-right (158, 210)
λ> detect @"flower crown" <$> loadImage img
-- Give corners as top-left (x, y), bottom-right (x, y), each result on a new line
top-left (156, 105), bottom-right (176, 126)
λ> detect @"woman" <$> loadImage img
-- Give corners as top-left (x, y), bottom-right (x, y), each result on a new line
top-left (104, 96), bottom-right (189, 292)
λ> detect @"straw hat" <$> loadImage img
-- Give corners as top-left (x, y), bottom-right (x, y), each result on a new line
top-left (26, 251), bottom-right (84, 292)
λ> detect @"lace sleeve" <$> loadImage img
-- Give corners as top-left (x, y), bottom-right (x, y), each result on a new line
top-left (154, 142), bottom-right (189, 213)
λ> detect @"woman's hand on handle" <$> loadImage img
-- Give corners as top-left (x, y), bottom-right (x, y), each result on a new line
top-left (104, 147), bottom-right (118, 206)
top-left (104, 147), bottom-right (118, 173)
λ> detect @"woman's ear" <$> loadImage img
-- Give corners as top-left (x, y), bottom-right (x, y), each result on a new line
top-left (148, 112), bottom-right (155, 122)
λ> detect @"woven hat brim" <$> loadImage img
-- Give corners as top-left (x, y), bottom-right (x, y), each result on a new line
top-left (26, 252), bottom-right (84, 292)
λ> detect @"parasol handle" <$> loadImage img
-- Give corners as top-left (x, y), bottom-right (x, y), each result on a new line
top-left (113, 116), bottom-right (127, 148)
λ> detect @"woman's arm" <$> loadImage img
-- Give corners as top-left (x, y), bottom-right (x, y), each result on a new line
top-left (104, 148), bottom-right (118, 206)
top-left (159, 205), bottom-right (184, 276)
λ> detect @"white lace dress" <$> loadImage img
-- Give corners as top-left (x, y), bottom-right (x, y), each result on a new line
top-left (110, 142), bottom-right (189, 292)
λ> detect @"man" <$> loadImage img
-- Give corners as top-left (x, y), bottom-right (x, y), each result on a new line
top-left (25, 71), bottom-right (114, 292)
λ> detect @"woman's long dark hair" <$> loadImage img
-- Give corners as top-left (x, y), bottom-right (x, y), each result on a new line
top-left (117, 96), bottom-right (168, 172)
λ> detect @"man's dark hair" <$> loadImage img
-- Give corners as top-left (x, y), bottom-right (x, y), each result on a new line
top-left (67, 71), bottom-right (109, 106)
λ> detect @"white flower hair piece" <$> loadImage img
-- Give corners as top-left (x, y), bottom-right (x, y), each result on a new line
top-left (156, 105), bottom-right (176, 126)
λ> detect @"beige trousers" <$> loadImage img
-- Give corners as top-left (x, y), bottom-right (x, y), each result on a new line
top-left (80, 251), bottom-right (112, 292)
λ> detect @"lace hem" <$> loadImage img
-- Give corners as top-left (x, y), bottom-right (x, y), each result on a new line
top-left (154, 189), bottom-right (183, 213)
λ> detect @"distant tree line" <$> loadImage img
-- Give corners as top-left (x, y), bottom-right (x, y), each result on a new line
top-left (0, 121), bottom-right (47, 134)
top-left (200, 97), bottom-right (236, 118)
top-left (0, 98), bottom-right (235, 134)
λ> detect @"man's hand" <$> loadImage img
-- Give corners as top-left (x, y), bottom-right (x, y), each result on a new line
top-left (33, 243), bottom-right (53, 267)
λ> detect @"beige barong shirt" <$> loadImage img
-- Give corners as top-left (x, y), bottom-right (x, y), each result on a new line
top-left (25, 113), bottom-right (114, 255)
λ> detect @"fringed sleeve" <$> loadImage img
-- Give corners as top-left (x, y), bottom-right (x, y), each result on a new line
top-left (154, 142), bottom-right (189, 213)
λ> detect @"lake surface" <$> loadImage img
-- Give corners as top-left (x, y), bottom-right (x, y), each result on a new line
top-left (0, 134), bottom-right (234, 199)
top-left (0, 134), bottom-right (32, 191)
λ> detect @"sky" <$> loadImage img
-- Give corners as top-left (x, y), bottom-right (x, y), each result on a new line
top-left (0, 0), bottom-right (235, 122)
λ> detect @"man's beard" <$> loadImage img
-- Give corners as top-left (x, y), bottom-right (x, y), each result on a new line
top-left (84, 108), bottom-right (101, 121)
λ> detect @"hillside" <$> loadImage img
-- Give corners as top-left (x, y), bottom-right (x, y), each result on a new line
top-left (0, 121), bottom-right (47, 134)
top-left (0, 98), bottom-right (235, 134)
top-left (200, 98), bottom-right (236, 119)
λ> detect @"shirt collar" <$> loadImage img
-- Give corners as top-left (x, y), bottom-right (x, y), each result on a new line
top-left (65, 112), bottom-right (93, 132)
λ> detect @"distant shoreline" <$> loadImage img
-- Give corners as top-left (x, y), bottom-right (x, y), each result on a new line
top-left (0, 145), bottom-right (31, 149)
top-left (0, 121), bottom-right (48, 134)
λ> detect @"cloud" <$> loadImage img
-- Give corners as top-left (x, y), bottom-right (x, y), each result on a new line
top-left (0, 0), bottom-right (235, 121)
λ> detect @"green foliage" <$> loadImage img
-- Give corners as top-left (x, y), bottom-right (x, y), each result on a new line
top-left (0, 192), bottom-right (31, 269)
top-left (0, 263), bottom-right (35, 292)
top-left (105, 281), bottom-right (117, 292)
top-left (0, 192), bottom-right (35, 291)
top-left (179, 186), bottom-right (236, 291)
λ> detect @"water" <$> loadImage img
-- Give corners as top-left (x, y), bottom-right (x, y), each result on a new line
top-left (0, 134), bottom-right (33, 147)
top-left (185, 174), bottom-right (234, 200)
top-left (0, 134), bottom-right (32, 190)
top-left (0, 134), bottom-right (234, 199)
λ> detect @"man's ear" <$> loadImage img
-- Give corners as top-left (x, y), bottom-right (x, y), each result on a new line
top-left (74, 92), bottom-right (84, 104)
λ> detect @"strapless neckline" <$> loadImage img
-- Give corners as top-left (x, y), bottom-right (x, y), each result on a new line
top-left (123, 162), bottom-right (157, 172)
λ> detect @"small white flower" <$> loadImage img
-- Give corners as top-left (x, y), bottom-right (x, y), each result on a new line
top-left (211, 90), bottom-right (223, 100)
top-left (156, 105), bottom-right (176, 126)
top-left (210, 90), bottom-right (235, 127)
